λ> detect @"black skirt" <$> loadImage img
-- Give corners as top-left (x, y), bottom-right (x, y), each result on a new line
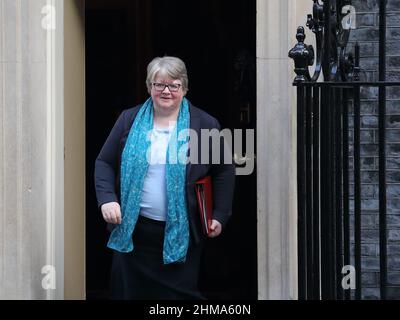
top-left (110, 214), bottom-right (205, 300)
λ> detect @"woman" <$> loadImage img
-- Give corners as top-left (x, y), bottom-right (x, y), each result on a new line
top-left (94, 56), bottom-right (235, 300)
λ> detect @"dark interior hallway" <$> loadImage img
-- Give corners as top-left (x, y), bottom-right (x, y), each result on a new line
top-left (85, 0), bottom-right (257, 299)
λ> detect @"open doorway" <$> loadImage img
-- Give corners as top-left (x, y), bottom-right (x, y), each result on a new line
top-left (85, 0), bottom-right (257, 299)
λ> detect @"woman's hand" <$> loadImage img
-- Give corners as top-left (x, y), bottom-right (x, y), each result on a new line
top-left (207, 219), bottom-right (222, 238)
top-left (101, 202), bottom-right (122, 224)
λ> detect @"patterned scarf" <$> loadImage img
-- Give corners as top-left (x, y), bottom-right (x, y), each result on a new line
top-left (107, 97), bottom-right (190, 264)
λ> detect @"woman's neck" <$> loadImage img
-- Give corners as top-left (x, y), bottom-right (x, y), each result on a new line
top-left (153, 108), bottom-right (179, 128)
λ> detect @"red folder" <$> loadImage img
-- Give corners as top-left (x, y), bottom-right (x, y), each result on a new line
top-left (195, 176), bottom-right (213, 236)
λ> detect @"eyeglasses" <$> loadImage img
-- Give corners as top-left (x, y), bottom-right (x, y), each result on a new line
top-left (152, 82), bottom-right (182, 92)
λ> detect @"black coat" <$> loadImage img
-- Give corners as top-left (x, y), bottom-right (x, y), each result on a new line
top-left (94, 102), bottom-right (235, 244)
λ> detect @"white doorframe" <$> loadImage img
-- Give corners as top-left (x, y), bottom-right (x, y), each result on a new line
top-left (256, 0), bottom-right (312, 300)
top-left (50, 0), bottom-right (65, 300)
top-left (63, 0), bottom-right (86, 299)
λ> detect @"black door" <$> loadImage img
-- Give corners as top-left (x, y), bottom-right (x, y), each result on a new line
top-left (86, 0), bottom-right (257, 299)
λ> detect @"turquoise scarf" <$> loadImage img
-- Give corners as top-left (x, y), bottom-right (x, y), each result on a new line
top-left (107, 97), bottom-right (190, 264)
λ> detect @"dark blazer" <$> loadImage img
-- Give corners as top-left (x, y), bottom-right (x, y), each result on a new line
top-left (94, 102), bottom-right (235, 244)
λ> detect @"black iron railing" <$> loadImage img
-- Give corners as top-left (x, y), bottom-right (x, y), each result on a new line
top-left (289, 0), bottom-right (400, 300)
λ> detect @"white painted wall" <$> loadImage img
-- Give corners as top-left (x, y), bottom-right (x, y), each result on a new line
top-left (0, 0), bottom-right (64, 299)
top-left (256, 0), bottom-right (313, 299)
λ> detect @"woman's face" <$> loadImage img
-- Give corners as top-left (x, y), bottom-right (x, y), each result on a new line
top-left (151, 74), bottom-right (185, 114)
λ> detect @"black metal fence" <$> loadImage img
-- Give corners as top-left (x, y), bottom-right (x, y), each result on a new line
top-left (289, 0), bottom-right (400, 299)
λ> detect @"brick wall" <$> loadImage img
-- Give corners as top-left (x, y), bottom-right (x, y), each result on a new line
top-left (348, 0), bottom-right (400, 299)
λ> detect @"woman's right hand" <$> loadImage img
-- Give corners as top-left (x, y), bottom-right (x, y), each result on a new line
top-left (101, 202), bottom-right (122, 224)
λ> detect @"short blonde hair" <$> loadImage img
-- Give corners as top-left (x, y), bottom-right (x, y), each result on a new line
top-left (146, 56), bottom-right (189, 94)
